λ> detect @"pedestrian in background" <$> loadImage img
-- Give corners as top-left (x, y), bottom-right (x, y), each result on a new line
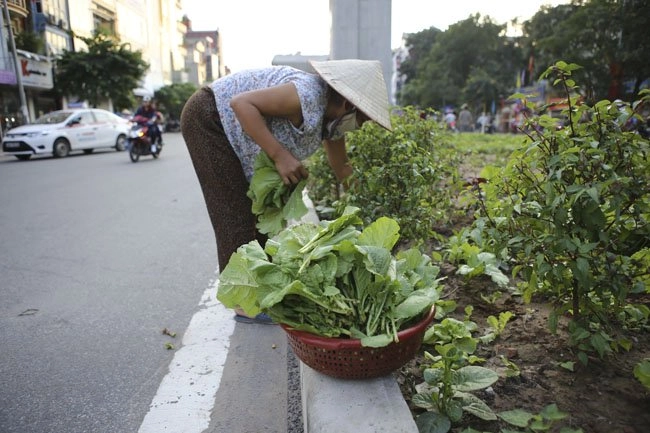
top-left (477, 112), bottom-right (491, 133)
top-left (444, 109), bottom-right (457, 132)
top-left (458, 103), bottom-right (474, 132)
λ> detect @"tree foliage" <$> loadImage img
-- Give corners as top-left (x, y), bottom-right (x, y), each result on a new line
top-left (524, 0), bottom-right (650, 101)
top-left (399, 0), bottom-right (650, 109)
top-left (399, 14), bottom-right (522, 111)
top-left (523, 1), bottom-right (616, 101)
top-left (398, 27), bottom-right (441, 81)
top-left (55, 32), bottom-right (149, 110)
top-left (154, 82), bottom-right (197, 120)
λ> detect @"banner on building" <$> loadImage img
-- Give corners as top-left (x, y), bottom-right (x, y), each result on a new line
top-left (16, 50), bottom-right (53, 89)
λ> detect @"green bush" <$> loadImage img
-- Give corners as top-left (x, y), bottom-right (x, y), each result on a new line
top-left (471, 62), bottom-right (650, 363)
top-left (306, 106), bottom-right (463, 243)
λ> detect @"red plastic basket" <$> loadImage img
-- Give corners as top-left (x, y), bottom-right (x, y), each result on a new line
top-left (281, 307), bottom-right (435, 380)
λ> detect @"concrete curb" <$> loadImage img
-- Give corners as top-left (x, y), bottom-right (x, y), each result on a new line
top-left (301, 363), bottom-right (418, 433)
top-left (298, 191), bottom-right (418, 433)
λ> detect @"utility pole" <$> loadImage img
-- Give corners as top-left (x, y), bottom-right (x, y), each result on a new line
top-left (2, 0), bottom-right (30, 124)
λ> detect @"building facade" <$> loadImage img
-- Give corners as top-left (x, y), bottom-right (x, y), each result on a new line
top-left (0, 0), bottom-right (55, 129)
top-left (0, 0), bottom-right (221, 134)
top-left (182, 17), bottom-right (226, 85)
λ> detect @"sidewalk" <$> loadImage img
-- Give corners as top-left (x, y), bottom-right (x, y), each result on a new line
top-left (203, 192), bottom-right (318, 433)
top-left (204, 323), bottom-right (300, 433)
top-left (203, 192), bottom-right (416, 433)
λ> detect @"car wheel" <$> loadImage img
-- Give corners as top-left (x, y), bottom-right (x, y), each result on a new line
top-left (15, 155), bottom-right (31, 161)
top-left (52, 138), bottom-right (70, 158)
top-left (115, 134), bottom-right (126, 151)
top-left (83, 149), bottom-right (94, 154)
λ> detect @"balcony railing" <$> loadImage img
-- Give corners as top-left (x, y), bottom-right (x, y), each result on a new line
top-left (3, 0), bottom-right (29, 17)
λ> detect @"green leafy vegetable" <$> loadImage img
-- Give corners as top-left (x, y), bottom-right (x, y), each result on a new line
top-left (217, 206), bottom-right (444, 347)
top-left (247, 151), bottom-right (308, 236)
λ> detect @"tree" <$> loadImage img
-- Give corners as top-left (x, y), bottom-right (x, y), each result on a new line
top-left (617, 0), bottom-right (650, 98)
top-left (398, 27), bottom-right (441, 82)
top-left (398, 1), bottom-right (649, 109)
top-left (522, 0), bottom-right (650, 101)
top-left (462, 68), bottom-right (500, 112)
top-left (154, 83), bottom-right (198, 120)
top-left (55, 31), bottom-right (149, 110)
top-left (399, 14), bottom-right (521, 110)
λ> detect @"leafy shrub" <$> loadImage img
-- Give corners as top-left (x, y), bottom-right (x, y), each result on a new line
top-left (306, 106), bottom-right (463, 243)
top-left (471, 61), bottom-right (650, 363)
top-left (415, 311), bottom-right (498, 432)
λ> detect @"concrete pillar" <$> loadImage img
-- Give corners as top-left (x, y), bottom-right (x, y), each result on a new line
top-left (329, 0), bottom-right (393, 100)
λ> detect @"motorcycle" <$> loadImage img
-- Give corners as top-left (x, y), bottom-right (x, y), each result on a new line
top-left (128, 114), bottom-right (163, 162)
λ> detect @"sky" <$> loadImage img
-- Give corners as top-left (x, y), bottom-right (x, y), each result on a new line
top-left (181, 0), bottom-right (570, 73)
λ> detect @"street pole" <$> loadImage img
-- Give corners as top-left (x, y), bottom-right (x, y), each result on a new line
top-left (2, 0), bottom-right (30, 124)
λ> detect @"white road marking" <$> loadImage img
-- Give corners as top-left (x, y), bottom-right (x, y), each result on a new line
top-left (138, 277), bottom-right (234, 433)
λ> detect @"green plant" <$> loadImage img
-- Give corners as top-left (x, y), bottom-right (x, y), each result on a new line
top-left (446, 228), bottom-right (510, 289)
top-left (247, 152), bottom-right (307, 236)
top-left (459, 403), bottom-right (583, 433)
top-left (633, 358), bottom-right (650, 390)
top-left (481, 311), bottom-right (514, 344)
top-left (479, 291), bottom-right (503, 305)
top-left (414, 315), bottom-right (498, 432)
top-left (500, 356), bottom-right (521, 378)
top-left (471, 61), bottom-right (650, 363)
top-left (306, 106), bottom-right (463, 243)
top-left (217, 206), bottom-right (443, 347)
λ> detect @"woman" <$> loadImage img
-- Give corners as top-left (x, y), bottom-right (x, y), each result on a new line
top-left (180, 59), bottom-right (391, 323)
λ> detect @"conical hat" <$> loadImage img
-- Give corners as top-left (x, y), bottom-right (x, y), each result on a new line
top-left (309, 59), bottom-right (392, 131)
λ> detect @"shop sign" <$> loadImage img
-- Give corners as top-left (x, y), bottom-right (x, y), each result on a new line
top-left (0, 69), bottom-right (16, 85)
top-left (17, 51), bottom-right (53, 89)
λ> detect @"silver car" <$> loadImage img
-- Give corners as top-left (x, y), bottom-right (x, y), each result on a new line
top-left (2, 108), bottom-right (130, 160)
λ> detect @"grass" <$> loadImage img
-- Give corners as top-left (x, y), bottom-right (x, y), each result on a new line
top-left (449, 132), bottom-right (529, 178)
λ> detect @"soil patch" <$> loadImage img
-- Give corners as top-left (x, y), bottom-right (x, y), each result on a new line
top-left (395, 270), bottom-right (650, 433)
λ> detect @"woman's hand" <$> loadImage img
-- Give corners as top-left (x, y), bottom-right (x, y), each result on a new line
top-left (273, 148), bottom-right (309, 185)
top-left (230, 83), bottom-right (308, 185)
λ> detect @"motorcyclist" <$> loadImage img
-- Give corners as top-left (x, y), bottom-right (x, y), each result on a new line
top-left (133, 96), bottom-right (163, 153)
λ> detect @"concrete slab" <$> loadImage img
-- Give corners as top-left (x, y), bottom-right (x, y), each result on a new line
top-left (206, 323), bottom-right (289, 433)
top-left (301, 363), bottom-right (418, 433)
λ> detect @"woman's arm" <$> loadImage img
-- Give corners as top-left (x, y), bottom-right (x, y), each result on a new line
top-left (323, 137), bottom-right (353, 188)
top-left (230, 83), bottom-right (308, 185)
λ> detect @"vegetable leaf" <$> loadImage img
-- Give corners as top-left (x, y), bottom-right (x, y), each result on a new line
top-left (247, 151), bottom-right (308, 236)
top-left (217, 211), bottom-right (443, 347)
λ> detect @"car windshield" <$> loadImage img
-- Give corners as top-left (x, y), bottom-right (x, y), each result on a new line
top-left (33, 111), bottom-right (74, 125)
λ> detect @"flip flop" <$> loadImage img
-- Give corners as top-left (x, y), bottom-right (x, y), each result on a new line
top-left (234, 313), bottom-right (276, 325)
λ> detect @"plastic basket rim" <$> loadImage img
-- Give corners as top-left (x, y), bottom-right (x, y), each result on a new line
top-left (280, 306), bottom-right (435, 350)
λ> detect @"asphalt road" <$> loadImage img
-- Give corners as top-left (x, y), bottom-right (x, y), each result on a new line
top-left (0, 133), bottom-right (222, 433)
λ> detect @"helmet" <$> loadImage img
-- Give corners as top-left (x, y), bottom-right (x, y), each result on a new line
top-left (142, 95), bottom-right (152, 103)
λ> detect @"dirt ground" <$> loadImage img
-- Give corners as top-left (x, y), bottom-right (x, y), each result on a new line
top-left (396, 270), bottom-right (650, 433)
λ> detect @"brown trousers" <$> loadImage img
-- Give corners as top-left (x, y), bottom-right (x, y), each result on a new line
top-left (180, 87), bottom-right (267, 271)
